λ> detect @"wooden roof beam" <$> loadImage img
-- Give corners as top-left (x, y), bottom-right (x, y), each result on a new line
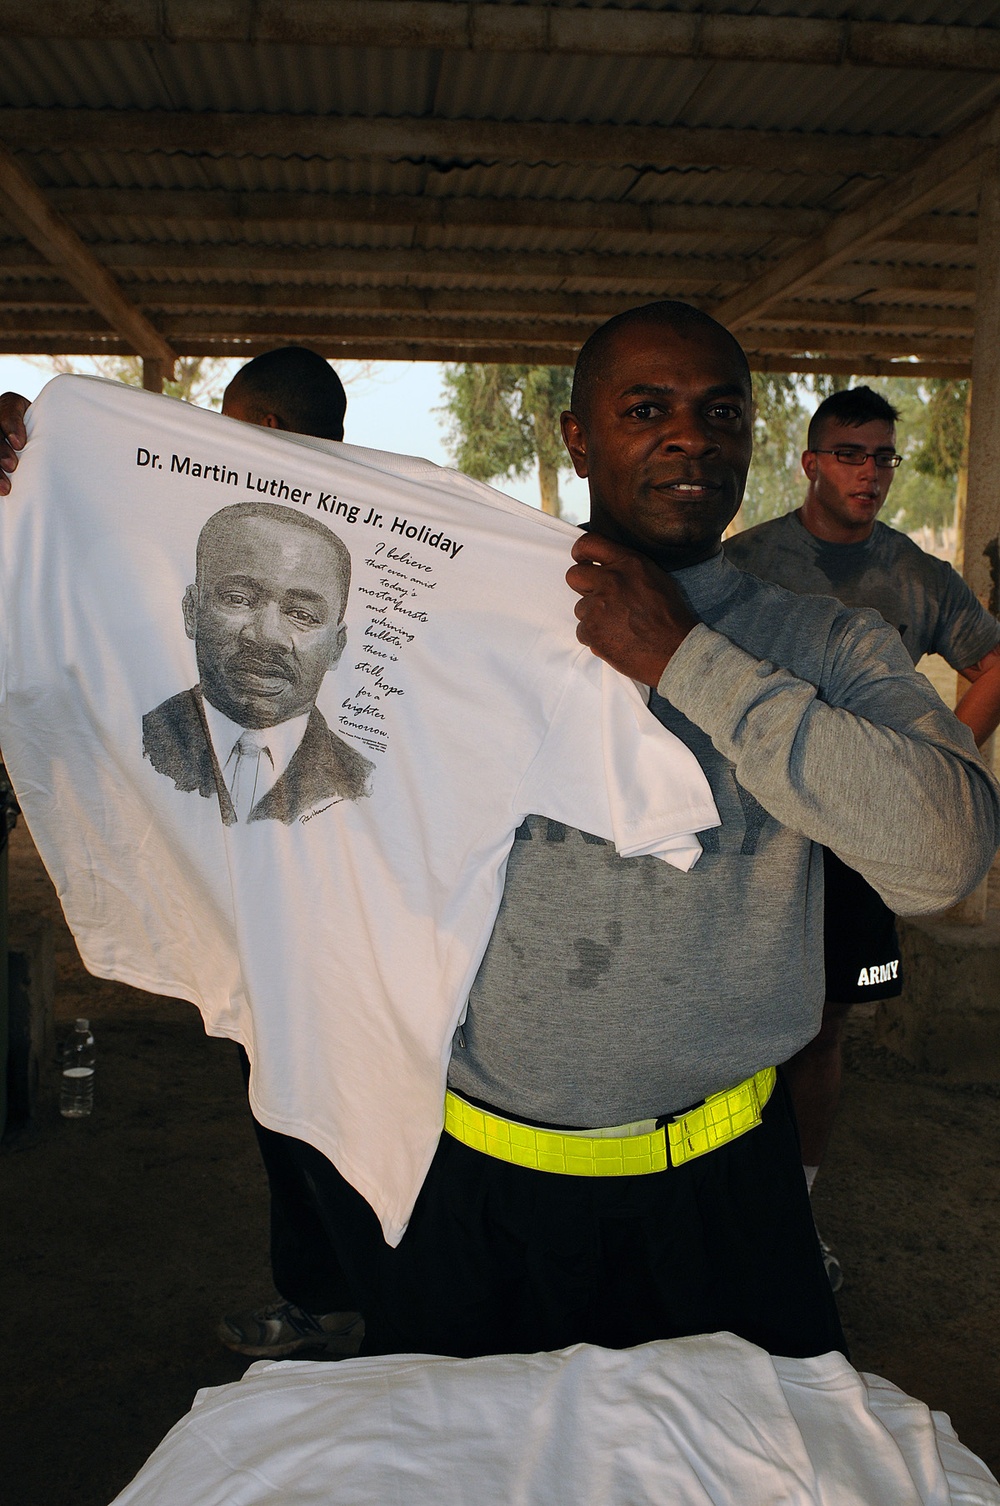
top-left (0, 309), bottom-right (583, 347)
top-left (885, 215), bottom-right (977, 247)
top-left (0, 108), bottom-right (924, 177)
top-left (164, 309), bottom-right (978, 343)
top-left (0, 331), bottom-right (971, 379)
top-left (744, 329), bottom-right (972, 359)
top-left (0, 292), bottom-right (977, 345)
top-left (0, 333), bottom-right (581, 363)
top-left (712, 103), bottom-right (997, 331)
top-left (37, 186), bottom-right (983, 251)
top-left (749, 355), bottom-right (970, 378)
top-left (823, 264), bottom-right (973, 296)
top-left (5, 3), bottom-right (1000, 74)
top-left (0, 308), bottom-right (972, 361)
top-left (0, 283), bottom-right (668, 320)
top-left (42, 186), bottom-right (834, 243)
top-left (0, 139), bottom-right (175, 369)
top-left (0, 240), bottom-right (761, 288)
top-left (0, 275), bottom-right (976, 330)
top-left (750, 302), bottom-right (974, 333)
top-left (0, 250), bottom-right (972, 302)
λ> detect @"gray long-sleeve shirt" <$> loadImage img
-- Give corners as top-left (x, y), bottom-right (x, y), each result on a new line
top-left (447, 550), bottom-right (1000, 1126)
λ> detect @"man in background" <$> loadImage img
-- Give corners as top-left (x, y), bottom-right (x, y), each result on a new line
top-left (726, 385), bottom-right (1000, 1288)
top-left (0, 343), bottom-right (348, 477)
top-left (220, 345), bottom-right (347, 441)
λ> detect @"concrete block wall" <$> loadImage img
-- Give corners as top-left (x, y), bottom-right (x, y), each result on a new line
top-left (875, 912), bottom-right (1000, 1080)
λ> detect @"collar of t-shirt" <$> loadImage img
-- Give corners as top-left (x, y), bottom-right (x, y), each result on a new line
top-left (791, 508), bottom-right (877, 557)
top-left (202, 697), bottom-right (309, 806)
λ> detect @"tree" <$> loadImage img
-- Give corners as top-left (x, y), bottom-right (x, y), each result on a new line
top-left (439, 363), bottom-right (574, 516)
top-left (912, 379), bottom-right (969, 482)
top-left (868, 376), bottom-right (960, 537)
top-left (33, 354), bottom-right (236, 408)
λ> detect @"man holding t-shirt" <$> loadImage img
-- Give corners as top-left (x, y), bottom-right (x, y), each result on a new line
top-left (228, 307), bottom-right (994, 1360)
top-left (1, 309), bottom-right (996, 1363)
top-left (726, 386), bottom-right (1000, 1287)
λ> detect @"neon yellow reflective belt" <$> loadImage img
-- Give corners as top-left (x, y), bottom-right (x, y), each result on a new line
top-left (444, 1067), bottom-right (776, 1177)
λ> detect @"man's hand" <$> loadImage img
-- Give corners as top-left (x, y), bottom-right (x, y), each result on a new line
top-left (0, 392), bottom-right (29, 496)
top-left (566, 532), bottom-right (699, 687)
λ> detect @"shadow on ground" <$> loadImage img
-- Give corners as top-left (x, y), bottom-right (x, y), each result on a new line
top-left (2, 822), bottom-right (998, 1502)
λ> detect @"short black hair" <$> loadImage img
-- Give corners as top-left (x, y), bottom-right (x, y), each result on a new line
top-left (224, 346), bottom-right (348, 441)
top-left (807, 386), bottom-right (900, 450)
top-left (195, 501), bottom-right (352, 620)
top-left (570, 300), bottom-right (752, 420)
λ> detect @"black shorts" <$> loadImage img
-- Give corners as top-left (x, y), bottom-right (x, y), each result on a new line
top-left (823, 849), bottom-right (903, 1004)
top-left (288, 1074), bottom-right (846, 1362)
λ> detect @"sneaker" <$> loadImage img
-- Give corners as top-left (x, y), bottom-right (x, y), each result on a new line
top-left (815, 1228), bottom-right (844, 1293)
top-left (218, 1300), bottom-right (363, 1358)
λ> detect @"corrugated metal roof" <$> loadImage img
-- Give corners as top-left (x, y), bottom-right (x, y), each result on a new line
top-left (4, 35), bottom-right (994, 138)
top-left (0, 4), bottom-right (995, 368)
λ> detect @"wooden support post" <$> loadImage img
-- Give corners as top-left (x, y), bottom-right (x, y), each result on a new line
top-left (5, 911), bottom-right (54, 1130)
top-left (947, 144), bottom-right (1000, 925)
top-left (142, 358), bottom-right (164, 393)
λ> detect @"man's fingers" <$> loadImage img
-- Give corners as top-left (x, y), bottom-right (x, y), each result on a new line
top-left (0, 394), bottom-right (29, 450)
top-left (565, 560), bottom-right (606, 596)
top-left (570, 530), bottom-right (635, 567)
top-left (0, 443), bottom-right (20, 495)
top-left (0, 393), bottom-right (30, 496)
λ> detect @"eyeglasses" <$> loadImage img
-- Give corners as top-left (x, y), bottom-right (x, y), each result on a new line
top-left (810, 448), bottom-right (902, 469)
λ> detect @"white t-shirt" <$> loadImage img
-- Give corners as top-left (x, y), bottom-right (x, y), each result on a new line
top-left (108, 1336), bottom-right (1000, 1506)
top-left (0, 376), bottom-right (719, 1243)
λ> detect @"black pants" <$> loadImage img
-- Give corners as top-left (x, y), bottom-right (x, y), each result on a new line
top-left (276, 1072), bottom-right (845, 1361)
top-left (237, 1046), bottom-right (357, 1314)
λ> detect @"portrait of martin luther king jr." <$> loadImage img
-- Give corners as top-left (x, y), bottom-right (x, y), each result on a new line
top-left (143, 500), bottom-right (374, 825)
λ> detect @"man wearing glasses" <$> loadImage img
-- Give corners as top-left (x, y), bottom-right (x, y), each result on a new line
top-left (726, 385), bottom-right (1000, 1289)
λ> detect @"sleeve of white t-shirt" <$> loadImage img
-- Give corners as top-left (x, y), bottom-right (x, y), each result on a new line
top-left (514, 650), bottom-right (720, 872)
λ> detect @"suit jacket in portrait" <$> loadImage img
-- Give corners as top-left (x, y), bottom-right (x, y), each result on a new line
top-left (142, 687), bottom-right (374, 825)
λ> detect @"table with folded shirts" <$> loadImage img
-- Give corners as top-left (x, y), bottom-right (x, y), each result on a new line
top-left (109, 1331), bottom-right (999, 1506)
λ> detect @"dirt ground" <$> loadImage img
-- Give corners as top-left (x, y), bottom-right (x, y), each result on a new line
top-left (2, 817), bottom-right (999, 1505)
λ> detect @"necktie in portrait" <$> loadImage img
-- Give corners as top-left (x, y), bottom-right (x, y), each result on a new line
top-left (229, 730), bottom-right (272, 822)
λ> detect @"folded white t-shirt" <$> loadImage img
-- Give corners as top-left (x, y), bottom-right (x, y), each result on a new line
top-left (107, 1335), bottom-right (1000, 1506)
top-left (0, 375), bottom-right (719, 1243)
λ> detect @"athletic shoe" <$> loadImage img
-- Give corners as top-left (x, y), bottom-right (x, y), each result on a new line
top-left (218, 1300), bottom-right (363, 1358)
top-left (815, 1228), bottom-right (844, 1293)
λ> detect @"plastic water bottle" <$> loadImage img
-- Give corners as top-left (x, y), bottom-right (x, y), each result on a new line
top-left (60, 1018), bottom-right (95, 1118)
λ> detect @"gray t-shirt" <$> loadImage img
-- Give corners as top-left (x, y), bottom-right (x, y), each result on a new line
top-left (447, 551), bottom-right (999, 1127)
top-left (724, 511), bottom-right (1000, 669)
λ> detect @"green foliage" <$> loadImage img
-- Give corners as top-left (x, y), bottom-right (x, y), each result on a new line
top-left (912, 379), bottom-right (969, 482)
top-left (439, 363), bottom-right (573, 515)
top-left (870, 375), bottom-right (960, 535)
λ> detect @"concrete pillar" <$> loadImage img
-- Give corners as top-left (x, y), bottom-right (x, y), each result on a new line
top-left (948, 145), bottom-right (1000, 925)
top-left (142, 358), bottom-right (165, 393)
